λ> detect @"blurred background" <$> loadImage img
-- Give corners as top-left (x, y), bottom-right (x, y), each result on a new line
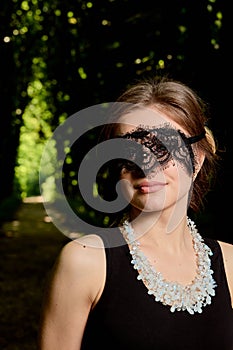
top-left (0, 0), bottom-right (232, 349)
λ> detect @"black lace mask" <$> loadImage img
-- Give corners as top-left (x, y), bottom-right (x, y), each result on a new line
top-left (116, 123), bottom-right (205, 177)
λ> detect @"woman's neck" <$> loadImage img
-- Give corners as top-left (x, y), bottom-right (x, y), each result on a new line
top-left (128, 209), bottom-right (191, 254)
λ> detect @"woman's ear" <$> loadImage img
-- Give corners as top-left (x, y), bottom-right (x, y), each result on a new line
top-left (193, 151), bottom-right (205, 180)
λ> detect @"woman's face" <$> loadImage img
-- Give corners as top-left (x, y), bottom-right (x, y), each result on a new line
top-left (115, 107), bottom-right (194, 215)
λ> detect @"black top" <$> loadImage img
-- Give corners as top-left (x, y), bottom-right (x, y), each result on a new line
top-left (81, 232), bottom-right (233, 350)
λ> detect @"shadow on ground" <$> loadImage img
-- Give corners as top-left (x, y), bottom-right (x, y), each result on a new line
top-left (0, 197), bottom-right (69, 350)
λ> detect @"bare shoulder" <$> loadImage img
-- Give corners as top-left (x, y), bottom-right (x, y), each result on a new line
top-left (52, 233), bottom-right (106, 305)
top-left (218, 240), bottom-right (233, 307)
top-left (60, 233), bottom-right (105, 267)
top-left (59, 232), bottom-right (106, 274)
top-left (218, 240), bottom-right (233, 263)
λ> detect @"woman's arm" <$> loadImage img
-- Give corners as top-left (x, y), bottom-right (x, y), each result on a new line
top-left (38, 235), bottom-right (106, 350)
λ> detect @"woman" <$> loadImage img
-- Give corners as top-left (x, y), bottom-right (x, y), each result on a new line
top-left (39, 76), bottom-right (233, 349)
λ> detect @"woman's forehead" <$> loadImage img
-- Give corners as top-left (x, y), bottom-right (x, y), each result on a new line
top-left (116, 108), bottom-right (184, 134)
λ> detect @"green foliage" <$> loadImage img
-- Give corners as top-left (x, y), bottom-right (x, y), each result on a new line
top-left (15, 73), bottom-right (54, 197)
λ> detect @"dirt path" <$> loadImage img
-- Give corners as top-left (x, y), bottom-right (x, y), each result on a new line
top-left (0, 197), bottom-right (68, 350)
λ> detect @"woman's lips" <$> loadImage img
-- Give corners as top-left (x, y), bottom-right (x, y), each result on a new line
top-left (135, 181), bottom-right (166, 194)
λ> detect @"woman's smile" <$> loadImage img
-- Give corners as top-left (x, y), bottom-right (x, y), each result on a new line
top-left (134, 180), bottom-right (167, 194)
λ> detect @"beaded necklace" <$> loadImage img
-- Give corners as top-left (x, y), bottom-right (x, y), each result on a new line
top-left (120, 217), bottom-right (217, 315)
